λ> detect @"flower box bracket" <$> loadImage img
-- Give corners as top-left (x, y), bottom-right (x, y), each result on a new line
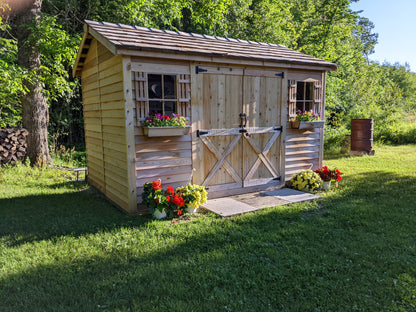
top-left (290, 120), bottom-right (324, 129)
top-left (143, 126), bottom-right (191, 137)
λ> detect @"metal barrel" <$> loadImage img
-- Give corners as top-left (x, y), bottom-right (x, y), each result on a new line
top-left (351, 119), bottom-right (373, 152)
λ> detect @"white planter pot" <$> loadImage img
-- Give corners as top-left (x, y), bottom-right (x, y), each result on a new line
top-left (185, 206), bottom-right (198, 214)
top-left (153, 209), bottom-right (167, 219)
top-left (322, 180), bottom-right (331, 191)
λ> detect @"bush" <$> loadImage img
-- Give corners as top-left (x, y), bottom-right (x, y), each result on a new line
top-left (374, 120), bottom-right (416, 145)
top-left (324, 125), bottom-right (350, 152)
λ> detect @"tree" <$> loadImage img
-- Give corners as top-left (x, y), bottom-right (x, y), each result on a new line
top-left (9, 0), bottom-right (51, 166)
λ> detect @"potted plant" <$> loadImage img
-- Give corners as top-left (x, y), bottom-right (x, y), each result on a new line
top-left (314, 166), bottom-right (343, 190)
top-left (142, 180), bottom-right (185, 219)
top-left (176, 184), bottom-right (208, 213)
top-left (290, 170), bottom-right (322, 192)
top-left (142, 112), bottom-right (190, 137)
top-left (291, 110), bottom-right (324, 129)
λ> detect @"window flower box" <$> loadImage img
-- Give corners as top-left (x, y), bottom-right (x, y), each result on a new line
top-left (143, 126), bottom-right (191, 137)
top-left (290, 120), bottom-right (324, 129)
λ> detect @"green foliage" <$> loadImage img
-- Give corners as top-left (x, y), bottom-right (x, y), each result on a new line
top-left (1, 145), bottom-right (416, 310)
top-left (2, 0), bottom-right (416, 152)
top-left (0, 18), bottom-right (25, 127)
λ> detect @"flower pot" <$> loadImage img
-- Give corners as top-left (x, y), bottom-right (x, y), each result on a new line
top-left (153, 209), bottom-right (167, 219)
top-left (143, 126), bottom-right (190, 137)
top-left (185, 206), bottom-right (198, 214)
top-left (322, 180), bottom-right (331, 191)
top-left (291, 120), bottom-right (324, 129)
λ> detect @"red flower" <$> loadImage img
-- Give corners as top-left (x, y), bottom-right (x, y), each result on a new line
top-left (179, 197), bottom-right (185, 207)
top-left (155, 198), bottom-right (159, 203)
top-left (177, 210), bottom-right (183, 216)
top-left (166, 195), bottom-right (171, 202)
top-left (172, 195), bottom-right (181, 206)
top-left (167, 186), bottom-right (174, 196)
top-left (152, 180), bottom-right (162, 190)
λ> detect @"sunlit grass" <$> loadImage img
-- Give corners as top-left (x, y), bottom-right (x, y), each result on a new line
top-left (1, 145), bottom-right (415, 311)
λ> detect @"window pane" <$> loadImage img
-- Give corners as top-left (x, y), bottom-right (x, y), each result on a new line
top-left (305, 82), bottom-right (314, 100)
top-left (296, 102), bottom-right (304, 112)
top-left (164, 75), bottom-right (176, 99)
top-left (296, 82), bottom-right (304, 100)
top-left (149, 100), bottom-right (163, 114)
top-left (164, 101), bottom-right (176, 116)
top-left (148, 74), bottom-right (162, 99)
top-left (305, 102), bottom-right (311, 111)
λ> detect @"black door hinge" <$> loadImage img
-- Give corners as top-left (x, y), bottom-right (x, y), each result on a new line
top-left (197, 130), bottom-right (209, 137)
top-left (275, 72), bottom-right (285, 78)
top-left (195, 66), bottom-right (208, 74)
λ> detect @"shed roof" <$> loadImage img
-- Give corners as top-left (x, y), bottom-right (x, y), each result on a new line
top-left (73, 20), bottom-right (337, 77)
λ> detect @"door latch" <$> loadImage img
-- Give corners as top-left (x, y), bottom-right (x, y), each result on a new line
top-left (239, 113), bottom-right (247, 128)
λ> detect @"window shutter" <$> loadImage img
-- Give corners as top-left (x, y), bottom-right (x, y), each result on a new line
top-left (288, 79), bottom-right (297, 119)
top-left (132, 71), bottom-right (148, 121)
top-left (314, 80), bottom-right (322, 115)
top-left (177, 74), bottom-right (191, 118)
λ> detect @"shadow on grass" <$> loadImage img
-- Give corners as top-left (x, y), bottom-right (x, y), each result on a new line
top-left (1, 171), bottom-right (416, 311)
top-left (0, 187), bottom-right (151, 247)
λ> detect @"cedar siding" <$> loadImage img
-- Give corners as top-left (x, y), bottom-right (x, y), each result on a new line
top-left (75, 20), bottom-right (336, 213)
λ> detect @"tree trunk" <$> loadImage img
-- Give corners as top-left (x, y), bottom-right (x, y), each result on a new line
top-left (15, 0), bottom-right (51, 167)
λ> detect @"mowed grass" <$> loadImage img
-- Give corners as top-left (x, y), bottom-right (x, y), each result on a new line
top-left (1, 145), bottom-right (415, 311)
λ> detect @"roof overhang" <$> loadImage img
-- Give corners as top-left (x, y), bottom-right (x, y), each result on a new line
top-left (73, 20), bottom-right (337, 77)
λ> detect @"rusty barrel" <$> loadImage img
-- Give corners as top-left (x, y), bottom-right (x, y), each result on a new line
top-left (351, 119), bottom-right (373, 152)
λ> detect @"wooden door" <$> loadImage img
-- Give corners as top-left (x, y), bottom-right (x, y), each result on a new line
top-left (242, 74), bottom-right (283, 187)
top-left (192, 72), bottom-right (244, 193)
top-left (192, 67), bottom-right (285, 195)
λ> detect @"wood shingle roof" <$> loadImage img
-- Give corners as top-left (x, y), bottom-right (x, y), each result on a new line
top-left (74, 20), bottom-right (337, 76)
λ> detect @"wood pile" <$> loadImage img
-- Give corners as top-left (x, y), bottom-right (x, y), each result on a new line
top-left (0, 128), bottom-right (28, 165)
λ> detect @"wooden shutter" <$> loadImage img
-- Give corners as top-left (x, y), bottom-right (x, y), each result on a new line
top-left (314, 80), bottom-right (322, 116)
top-left (177, 74), bottom-right (191, 118)
top-left (132, 71), bottom-right (148, 121)
top-left (288, 79), bottom-right (297, 119)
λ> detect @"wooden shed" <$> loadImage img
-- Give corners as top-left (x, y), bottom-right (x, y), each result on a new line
top-left (73, 20), bottom-right (337, 214)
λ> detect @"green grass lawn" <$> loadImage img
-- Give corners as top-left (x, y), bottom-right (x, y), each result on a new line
top-left (1, 145), bottom-right (416, 311)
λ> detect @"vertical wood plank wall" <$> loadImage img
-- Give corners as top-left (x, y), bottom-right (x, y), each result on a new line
top-left (82, 40), bottom-right (134, 212)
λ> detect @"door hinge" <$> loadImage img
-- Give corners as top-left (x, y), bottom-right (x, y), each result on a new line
top-left (274, 126), bottom-right (283, 132)
top-left (195, 66), bottom-right (208, 74)
top-left (273, 176), bottom-right (281, 181)
top-left (197, 130), bottom-right (209, 137)
top-left (275, 72), bottom-right (285, 78)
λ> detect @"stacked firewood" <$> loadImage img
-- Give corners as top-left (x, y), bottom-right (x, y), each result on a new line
top-left (0, 128), bottom-right (28, 165)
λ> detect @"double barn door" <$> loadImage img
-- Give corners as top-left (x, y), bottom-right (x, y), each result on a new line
top-left (192, 67), bottom-right (286, 194)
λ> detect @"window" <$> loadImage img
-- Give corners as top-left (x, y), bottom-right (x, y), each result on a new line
top-left (148, 74), bottom-right (177, 115)
top-left (132, 71), bottom-right (191, 122)
top-left (288, 79), bottom-right (322, 120)
top-left (296, 81), bottom-right (314, 112)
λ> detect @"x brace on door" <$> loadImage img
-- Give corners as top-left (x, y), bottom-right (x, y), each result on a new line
top-left (197, 127), bottom-right (282, 187)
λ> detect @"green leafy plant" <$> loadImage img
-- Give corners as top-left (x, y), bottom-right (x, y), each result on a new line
top-left (290, 169), bottom-right (322, 192)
